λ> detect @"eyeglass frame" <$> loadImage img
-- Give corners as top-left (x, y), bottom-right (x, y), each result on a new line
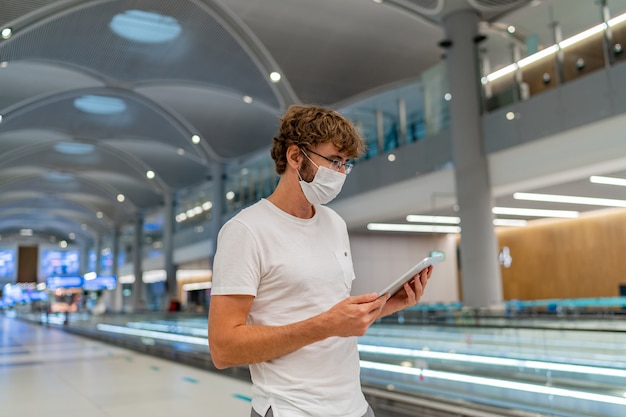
top-left (301, 148), bottom-right (354, 174)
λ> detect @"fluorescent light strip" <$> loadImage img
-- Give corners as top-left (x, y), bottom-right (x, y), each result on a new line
top-left (406, 215), bottom-right (460, 224)
top-left (367, 223), bottom-right (461, 233)
top-left (485, 12), bottom-right (626, 83)
top-left (486, 63), bottom-right (517, 82)
top-left (590, 175), bottom-right (626, 187)
top-left (492, 206), bottom-right (579, 218)
top-left (514, 192), bottom-right (626, 208)
top-left (609, 13), bottom-right (626, 26)
top-left (517, 44), bottom-right (559, 67)
top-left (559, 23), bottom-right (607, 49)
top-left (493, 218), bottom-right (527, 227)
top-left (358, 344), bottom-right (626, 378)
top-left (96, 323), bottom-right (207, 345)
top-left (359, 360), bottom-right (626, 406)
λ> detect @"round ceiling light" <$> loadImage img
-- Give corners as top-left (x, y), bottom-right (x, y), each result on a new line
top-left (74, 95), bottom-right (126, 115)
top-left (109, 10), bottom-right (181, 43)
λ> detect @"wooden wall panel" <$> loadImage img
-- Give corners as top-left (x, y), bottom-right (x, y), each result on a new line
top-left (496, 208), bottom-right (626, 300)
top-left (18, 246), bottom-right (38, 283)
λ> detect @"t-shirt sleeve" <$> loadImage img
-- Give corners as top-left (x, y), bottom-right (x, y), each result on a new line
top-left (211, 219), bottom-right (261, 296)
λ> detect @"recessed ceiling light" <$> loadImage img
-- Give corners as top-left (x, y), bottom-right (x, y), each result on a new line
top-left (177, 148), bottom-right (185, 155)
top-left (1, 28), bottom-right (12, 39)
top-left (492, 206), bottom-right (579, 218)
top-left (117, 194), bottom-right (125, 202)
top-left (590, 175), bottom-right (626, 187)
top-left (493, 219), bottom-right (527, 227)
top-left (406, 215), bottom-right (460, 224)
top-left (74, 95), bottom-right (126, 115)
top-left (444, 93), bottom-right (452, 101)
top-left (507, 25), bottom-right (516, 34)
top-left (514, 192), bottom-right (626, 207)
top-left (191, 135), bottom-right (201, 144)
top-left (146, 170), bottom-right (155, 179)
top-left (243, 95), bottom-right (253, 104)
top-left (44, 171), bottom-right (75, 182)
top-left (109, 10), bottom-right (181, 43)
top-left (387, 154), bottom-right (396, 162)
top-left (96, 211), bottom-right (104, 219)
top-left (54, 142), bottom-right (95, 155)
top-left (367, 223), bottom-right (461, 233)
top-left (0, 62), bottom-right (7, 68)
top-left (270, 72), bottom-right (281, 83)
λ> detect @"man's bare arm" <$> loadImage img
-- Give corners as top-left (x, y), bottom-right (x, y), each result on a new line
top-left (208, 292), bottom-right (387, 369)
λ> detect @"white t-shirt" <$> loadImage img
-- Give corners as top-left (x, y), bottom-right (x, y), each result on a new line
top-left (211, 199), bottom-right (369, 417)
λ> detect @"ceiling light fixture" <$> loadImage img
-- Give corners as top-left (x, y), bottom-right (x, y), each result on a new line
top-left (590, 175), bottom-right (626, 187)
top-left (269, 72), bottom-right (281, 83)
top-left (406, 214), bottom-right (460, 224)
top-left (493, 218), bottom-right (527, 227)
top-left (191, 135), bottom-right (201, 144)
top-left (485, 12), bottom-right (626, 83)
top-left (146, 170), bottom-right (155, 179)
top-left (243, 95), bottom-right (253, 104)
top-left (74, 95), bottom-right (126, 115)
top-left (514, 192), bottom-right (626, 208)
top-left (1, 28), bottom-right (12, 39)
top-left (493, 206), bottom-right (579, 218)
top-left (117, 194), bottom-right (125, 202)
top-left (367, 223), bottom-right (461, 233)
top-left (54, 142), bottom-right (95, 155)
top-left (109, 10), bottom-right (181, 43)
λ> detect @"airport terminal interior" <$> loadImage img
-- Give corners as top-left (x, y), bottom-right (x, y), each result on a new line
top-left (2, 0), bottom-right (626, 416)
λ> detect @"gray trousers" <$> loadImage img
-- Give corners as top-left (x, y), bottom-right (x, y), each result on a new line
top-left (251, 405), bottom-right (375, 417)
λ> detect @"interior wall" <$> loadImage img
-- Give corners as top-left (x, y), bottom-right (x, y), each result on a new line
top-left (349, 232), bottom-right (459, 303)
top-left (497, 208), bottom-right (626, 300)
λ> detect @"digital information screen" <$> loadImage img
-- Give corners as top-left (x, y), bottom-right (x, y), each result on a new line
top-left (40, 249), bottom-right (80, 278)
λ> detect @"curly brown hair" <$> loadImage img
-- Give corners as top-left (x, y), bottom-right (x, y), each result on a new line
top-left (270, 104), bottom-right (366, 175)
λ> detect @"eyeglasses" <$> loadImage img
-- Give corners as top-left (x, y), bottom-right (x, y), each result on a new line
top-left (302, 148), bottom-right (354, 174)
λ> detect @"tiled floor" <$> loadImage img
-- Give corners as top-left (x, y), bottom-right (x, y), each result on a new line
top-left (0, 315), bottom-right (253, 417)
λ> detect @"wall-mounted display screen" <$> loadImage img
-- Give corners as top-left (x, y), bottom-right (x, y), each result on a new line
top-left (0, 249), bottom-right (16, 279)
top-left (40, 249), bottom-right (80, 278)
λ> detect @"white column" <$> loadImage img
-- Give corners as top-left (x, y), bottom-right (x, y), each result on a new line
top-left (442, 9), bottom-right (503, 308)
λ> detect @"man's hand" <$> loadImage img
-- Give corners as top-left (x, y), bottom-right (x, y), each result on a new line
top-left (380, 265), bottom-right (433, 317)
top-left (324, 293), bottom-right (389, 337)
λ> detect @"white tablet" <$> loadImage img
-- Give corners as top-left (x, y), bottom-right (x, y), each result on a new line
top-left (378, 254), bottom-right (444, 297)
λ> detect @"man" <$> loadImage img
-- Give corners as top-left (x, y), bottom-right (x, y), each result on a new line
top-left (208, 104), bottom-right (433, 417)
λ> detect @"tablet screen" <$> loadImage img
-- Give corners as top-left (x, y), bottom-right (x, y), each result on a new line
top-left (378, 254), bottom-right (443, 297)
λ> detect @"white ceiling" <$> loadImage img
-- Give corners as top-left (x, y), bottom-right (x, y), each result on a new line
top-left (0, 0), bottom-right (624, 246)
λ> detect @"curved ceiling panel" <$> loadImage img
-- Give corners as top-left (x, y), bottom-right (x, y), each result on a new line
top-left (1, 90), bottom-right (203, 160)
top-left (137, 85), bottom-right (280, 159)
top-left (0, 61), bottom-right (104, 111)
top-left (0, 0), bottom-right (280, 108)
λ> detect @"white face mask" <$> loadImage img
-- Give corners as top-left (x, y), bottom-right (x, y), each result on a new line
top-left (298, 159), bottom-right (346, 205)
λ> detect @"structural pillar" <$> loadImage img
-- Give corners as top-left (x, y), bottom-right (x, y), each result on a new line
top-left (163, 192), bottom-right (177, 306)
top-left (442, 9), bottom-right (503, 308)
top-left (209, 164), bottom-right (224, 259)
top-left (132, 212), bottom-right (144, 311)
top-left (110, 225), bottom-right (122, 312)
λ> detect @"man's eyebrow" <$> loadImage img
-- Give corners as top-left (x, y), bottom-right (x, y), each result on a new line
top-left (330, 153), bottom-right (349, 161)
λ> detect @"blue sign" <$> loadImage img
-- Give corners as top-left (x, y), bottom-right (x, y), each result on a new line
top-left (46, 275), bottom-right (84, 290)
top-left (83, 275), bottom-right (117, 291)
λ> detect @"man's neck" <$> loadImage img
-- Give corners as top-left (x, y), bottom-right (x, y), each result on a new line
top-left (267, 178), bottom-right (315, 219)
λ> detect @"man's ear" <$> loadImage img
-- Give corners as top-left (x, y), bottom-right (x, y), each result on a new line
top-left (286, 145), bottom-right (302, 170)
